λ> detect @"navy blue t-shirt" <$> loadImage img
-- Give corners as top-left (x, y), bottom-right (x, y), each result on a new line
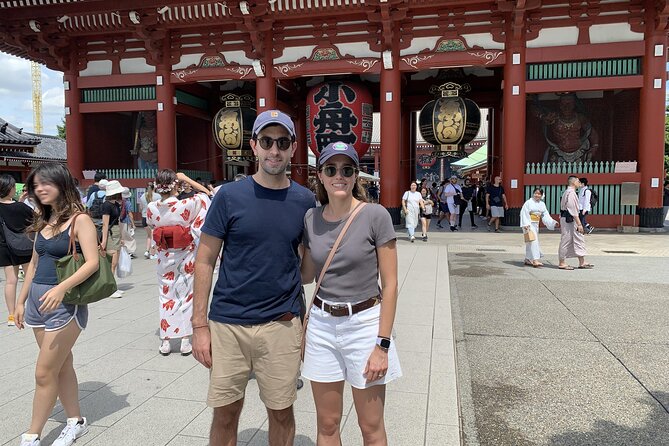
top-left (202, 177), bottom-right (316, 324)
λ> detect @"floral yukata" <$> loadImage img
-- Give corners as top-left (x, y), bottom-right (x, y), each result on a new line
top-left (147, 193), bottom-right (210, 340)
top-left (519, 198), bottom-right (558, 261)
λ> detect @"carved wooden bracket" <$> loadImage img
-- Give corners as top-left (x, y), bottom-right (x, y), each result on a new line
top-left (171, 53), bottom-right (255, 83)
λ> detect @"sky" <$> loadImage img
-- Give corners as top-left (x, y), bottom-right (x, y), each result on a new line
top-left (0, 52), bottom-right (65, 136)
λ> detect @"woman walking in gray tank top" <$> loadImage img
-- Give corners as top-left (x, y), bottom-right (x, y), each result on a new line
top-left (13, 164), bottom-right (100, 446)
top-left (301, 142), bottom-right (402, 445)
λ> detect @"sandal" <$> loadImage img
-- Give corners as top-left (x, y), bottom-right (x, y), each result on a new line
top-left (524, 259), bottom-right (533, 266)
top-left (578, 264), bottom-right (594, 269)
top-left (532, 262), bottom-right (543, 268)
top-left (558, 265), bottom-right (575, 270)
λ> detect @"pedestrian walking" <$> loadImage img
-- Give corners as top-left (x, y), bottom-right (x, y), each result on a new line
top-left (459, 177), bottom-right (478, 229)
top-left (663, 180), bottom-right (669, 227)
top-left (444, 175), bottom-right (463, 231)
top-left (191, 110), bottom-right (315, 445)
top-left (436, 180), bottom-right (449, 228)
top-left (402, 181), bottom-right (423, 242)
top-left (99, 180), bottom-right (125, 297)
top-left (14, 163), bottom-right (100, 446)
top-left (486, 176), bottom-right (508, 232)
top-left (0, 175), bottom-right (34, 326)
top-left (300, 141), bottom-right (401, 445)
top-left (138, 183), bottom-right (158, 259)
top-left (578, 177), bottom-right (595, 233)
top-left (520, 188), bottom-right (559, 267)
top-left (419, 187), bottom-right (434, 241)
top-left (147, 170), bottom-right (210, 356)
top-left (119, 188), bottom-right (137, 256)
top-left (558, 176), bottom-right (593, 270)
top-left (476, 179), bottom-right (488, 219)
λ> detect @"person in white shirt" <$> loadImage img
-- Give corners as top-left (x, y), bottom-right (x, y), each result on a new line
top-left (444, 175), bottom-right (463, 232)
top-left (138, 183), bottom-right (158, 259)
top-left (402, 181), bottom-right (424, 242)
top-left (578, 177), bottom-right (594, 234)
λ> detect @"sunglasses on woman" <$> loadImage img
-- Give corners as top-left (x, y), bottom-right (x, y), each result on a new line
top-left (255, 136), bottom-right (293, 151)
top-left (320, 165), bottom-right (358, 178)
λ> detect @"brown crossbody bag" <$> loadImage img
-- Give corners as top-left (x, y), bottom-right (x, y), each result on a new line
top-left (301, 202), bottom-right (367, 361)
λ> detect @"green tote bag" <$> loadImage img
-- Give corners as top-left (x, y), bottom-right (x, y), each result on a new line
top-left (56, 213), bottom-right (117, 305)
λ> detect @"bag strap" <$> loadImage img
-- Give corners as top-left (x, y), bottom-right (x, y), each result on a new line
top-left (68, 213), bottom-right (83, 260)
top-left (307, 202), bottom-right (367, 310)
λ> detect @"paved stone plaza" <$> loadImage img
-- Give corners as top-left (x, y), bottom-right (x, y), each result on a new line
top-left (0, 225), bottom-right (666, 445)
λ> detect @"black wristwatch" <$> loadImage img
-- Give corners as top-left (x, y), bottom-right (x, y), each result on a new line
top-left (376, 337), bottom-right (391, 351)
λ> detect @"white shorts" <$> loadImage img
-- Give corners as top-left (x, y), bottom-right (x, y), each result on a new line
top-left (301, 300), bottom-right (402, 389)
top-left (447, 202), bottom-right (459, 214)
top-left (491, 206), bottom-right (505, 217)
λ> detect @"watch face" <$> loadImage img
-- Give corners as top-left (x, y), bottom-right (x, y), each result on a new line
top-left (379, 338), bottom-right (391, 349)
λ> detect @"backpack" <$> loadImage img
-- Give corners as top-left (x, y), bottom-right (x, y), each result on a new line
top-left (589, 188), bottom-right (598, 209)
top-left (88, 192), bottom-right (104, 219)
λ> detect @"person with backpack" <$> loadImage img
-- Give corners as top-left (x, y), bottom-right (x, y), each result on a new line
top-left (86, 179), bottom-right (107, 236)
top-left (0, 175), bottom-right (34, 326)
top-left (578, 177), bottom-right (595, 234)
top-left (99, 180), bottom-right (125, 297)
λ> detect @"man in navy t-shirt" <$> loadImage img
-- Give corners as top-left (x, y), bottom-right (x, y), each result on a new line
top-left (192, 110), bottom-right (315, 445)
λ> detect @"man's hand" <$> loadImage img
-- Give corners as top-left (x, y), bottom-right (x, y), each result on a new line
top-left (192, 326), bottom-right (213, 368)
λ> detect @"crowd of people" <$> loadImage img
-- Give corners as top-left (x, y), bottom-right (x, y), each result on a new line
top-left (5, 109), bottom-right (402, 446)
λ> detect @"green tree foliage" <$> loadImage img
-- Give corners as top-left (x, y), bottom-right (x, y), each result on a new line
top-left (56, 117), bottom-right (66, 139)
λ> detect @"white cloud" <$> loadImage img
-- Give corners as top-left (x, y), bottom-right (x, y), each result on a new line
top-left (0, 52), bottom-right (64, 135)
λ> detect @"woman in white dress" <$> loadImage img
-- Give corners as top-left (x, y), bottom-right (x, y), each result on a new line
top-left (402, 181), bottom-right (423, 242)
top-left (147, 170), bottom-right (211, 356)
top-left (520, 188), bottom-right (559, 267)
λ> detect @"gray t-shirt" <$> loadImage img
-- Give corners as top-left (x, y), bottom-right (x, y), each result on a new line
top-left (303, 203), bottom-right (397, 304)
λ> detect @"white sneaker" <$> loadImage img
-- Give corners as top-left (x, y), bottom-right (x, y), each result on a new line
top-left (180, 338), bottom-right (192, 356)
top-left (52, 417), bottom-right (88, 446)
top-left (144, 251), bottom-right (150, 259)
top-left (150, 254), bottom-right (158, 260)
top-left (159, 340), bottom-right (171, 356)
top-left (109, 290), bottom-right (123, 298)
top-left (19, 433), bottom-right (40, 446)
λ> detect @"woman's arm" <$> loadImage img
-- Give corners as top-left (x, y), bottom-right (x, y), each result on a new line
top-left (100, 213), bottom-right (110, 250)
top-left (300, 247), bottom-right (316, 284)
top-left (38, 215), bottom-right (100, 313)
top-left (14, 247), bottom-right (39, 329)
top-left (376, 240), bottom-right (398, 339)
top-left (176, 172), bottom-right (210, 195)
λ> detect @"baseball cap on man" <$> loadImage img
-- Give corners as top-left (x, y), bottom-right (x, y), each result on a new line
top-left (318, 141), bottom-right (359, 167)
top-left (252, 110), bottom-right (296, 140)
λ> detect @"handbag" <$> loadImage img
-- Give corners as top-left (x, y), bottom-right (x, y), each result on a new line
top-left (56, 213), bottom-right (118, 305)
top-left (0, 213), bottom-right (34, 257)
top-left (523, 228), bottom-right (536, 243)
top-left (301, 202), bottom-right (367, 361)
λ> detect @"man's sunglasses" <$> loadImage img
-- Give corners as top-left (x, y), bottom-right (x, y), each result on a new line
top-left (255, 136), bottom-right (293, 151)
top-left (320, 165), bottom-right (358, 178)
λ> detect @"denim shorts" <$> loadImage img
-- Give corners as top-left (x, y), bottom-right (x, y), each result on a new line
top-left (301, 300), bottom-right (402, 389)
top-left (24, 283), bottom-right (88, 331)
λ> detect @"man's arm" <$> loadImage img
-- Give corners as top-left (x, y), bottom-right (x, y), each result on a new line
top-left (191, 232), bottom-right (223, 368)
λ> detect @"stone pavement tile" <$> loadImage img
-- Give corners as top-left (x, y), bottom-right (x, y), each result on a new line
top-left (166, 434), bottom-right (210, 446)
top-left (453, 276), bottom-right (596, 341)
top-left (426, 423), bottom-right (460, 446)
top-left (387, 350), bottom-right (430, 394)
top-left (545, 280), bottom-right (669, 344)
top-left (431, 338), bottom-right (455, 375)
top-left (606, 343), bottom-right (669, 409)
top-left (52, 369), bottom-right (182, 427)
top-left (393, 323), bottom-right (432, 353)
top-left (123, 332), bottom-right (163, 351)
top-left (394, 300), bottom-right (434, 326)
top-left (0, 340), bottom-right (39, 377)
top-left (0, 391), bottom-right (36, 442)
top-left (72, 330), bottom-right (152, 367)
top-left (461, 335), bottom-right (669, 445)
top-left (0, 365), bottom-right (38, 407)
top-left (86, 397), bottom-right (205, 445)
top-left (75, 348), bottom-right (157, 392)
top-left (427, 372), bottom-right (458, 427)
top-left (137, 352), bottom-right (199, 374)
top-left (110, 312), bottom-right (160, 335)
top-left (155, 363), bottom-right (209, 402)
top-left (246, 411), bottom-right (317, 446)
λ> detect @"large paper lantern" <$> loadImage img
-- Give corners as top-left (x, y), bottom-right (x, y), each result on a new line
top-left (419, 84), bottom-right (481, 158)
top-left (306, 81), bottom-right (373, 158)
top-left (213, 94), bottom-right (256, 161)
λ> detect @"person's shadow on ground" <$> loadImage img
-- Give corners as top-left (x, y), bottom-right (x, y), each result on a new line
top-left (239, 428), bottom-right (316, 446)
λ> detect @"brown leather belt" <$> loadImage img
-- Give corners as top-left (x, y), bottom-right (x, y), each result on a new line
top-left (274, 312), bottom-right (296, 322)
top-left (313, 296), bottom-right (380, 317)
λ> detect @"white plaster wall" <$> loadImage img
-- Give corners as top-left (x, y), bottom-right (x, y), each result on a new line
top-left (527, 27), bottom-right (579, 48)
top-left (462, 33), bottom-right (504, 50)
top-left (334, 42), bottom-right (378, 59)
top-left (172, 53), bottom-right (204, 70)
top-left (400, 36), bottom-right (439, 56)
top-left (79, 60), bottom-right (112, 77)
top-left (220, 50), bottom-right (253, 66)
top-left (274, 45), bottom-right (317, 64)
top-left (120, 58), bottom-right (156, 74)
top-left (589, 23), bottom-right (643, 44)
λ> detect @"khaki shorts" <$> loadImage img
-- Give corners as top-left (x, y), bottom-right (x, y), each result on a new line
top-left (207, 317), bottom-right (302, 410)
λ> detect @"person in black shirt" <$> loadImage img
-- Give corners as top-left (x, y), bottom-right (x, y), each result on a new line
top-left (486, 176), bottom-right (508, 232)
top-left (0, 175), bottom-right (34, 326)
top-left (177, 181), bottom-right (196, 200)
top-left (459, 177), bottom-right (478, 229)
top-left (85, 171), bottom-right (106, 202)
top-left (100, 181), bottom-right (124, 297)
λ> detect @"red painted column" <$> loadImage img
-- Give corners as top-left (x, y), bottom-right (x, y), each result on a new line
top-left (400, 106), bottom-right (411, 189)
top-left (501, 35), bottom-right (527, 225)
top-left (156, 67), bottom-right (176, 170)
top-left (291, 107), bottom-right (309, 186)
top-left (256, 33), bottom-right (277, 113)
top-left (64, 72), bottom-right (85, 180)
top-left (379, 51), bottom-right (402, 223)
top-left (637, 3), bottom-right (667, 227)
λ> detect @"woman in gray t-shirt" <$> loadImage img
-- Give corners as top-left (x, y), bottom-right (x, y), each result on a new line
top-left (301, 141), bottom-right (402, 444)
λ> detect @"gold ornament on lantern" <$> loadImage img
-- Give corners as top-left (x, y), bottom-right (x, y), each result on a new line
top-left (213, 94), bottom-right (256, 161)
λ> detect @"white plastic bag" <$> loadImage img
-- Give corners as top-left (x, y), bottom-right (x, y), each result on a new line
top-left (117, 246), bottom-right (133, 278)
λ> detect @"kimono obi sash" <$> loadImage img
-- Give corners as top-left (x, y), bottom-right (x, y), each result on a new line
top-left (153, 225), bottom-right (193, 250)
top-left (530, 212), bottom-right (541, 222)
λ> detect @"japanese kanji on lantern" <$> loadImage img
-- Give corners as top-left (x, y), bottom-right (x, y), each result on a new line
top-left (213, 93), bottom-right (256, 161)
top-left (306, 81), bottom-right (373, 158)
top-left (419, 82), bottom-right (481, 158)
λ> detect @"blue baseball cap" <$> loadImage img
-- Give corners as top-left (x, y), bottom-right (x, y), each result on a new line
top-left (318, 141), bottom-right (359, 167)
top-left (252, 110), bottom-right (296, 140)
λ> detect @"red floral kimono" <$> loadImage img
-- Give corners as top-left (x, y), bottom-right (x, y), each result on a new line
top-left (146, 193), bottom-right (210, 340)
